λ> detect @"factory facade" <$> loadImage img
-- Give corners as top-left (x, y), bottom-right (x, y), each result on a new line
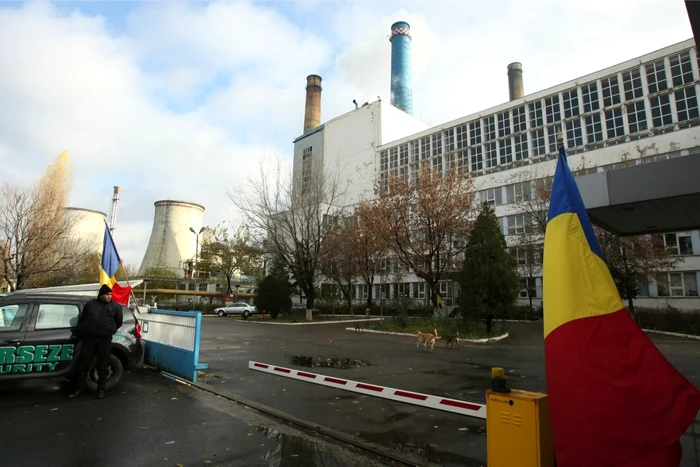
top-left (294, 22), bottom-right (700, 311)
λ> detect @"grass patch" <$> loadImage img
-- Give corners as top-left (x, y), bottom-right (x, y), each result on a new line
top-left (367, 317), bottom-right (505, 339)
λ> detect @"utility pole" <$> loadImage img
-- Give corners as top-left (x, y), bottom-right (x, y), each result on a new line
top-left (190, 226), bottom-right (205, 311)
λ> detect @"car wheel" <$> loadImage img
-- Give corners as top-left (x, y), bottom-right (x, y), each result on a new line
top-left (84, 353), bottom-right (124, 392)
top-left (243, 310), bottom-right (251, 318)
top-left (217, 310), bottom-right (225, 317)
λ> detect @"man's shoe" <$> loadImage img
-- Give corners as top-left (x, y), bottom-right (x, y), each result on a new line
top-left (96, 390), bottom-right (105, 400)
top-left (67, 390), bottom-right (83, 399)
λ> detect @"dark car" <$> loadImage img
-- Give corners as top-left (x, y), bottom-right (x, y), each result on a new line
top-left (0, 293), bottom-right (143, 392)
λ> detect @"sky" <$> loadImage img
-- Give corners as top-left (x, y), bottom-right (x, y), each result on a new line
top-left (0, 0), bottom-right (694, 270)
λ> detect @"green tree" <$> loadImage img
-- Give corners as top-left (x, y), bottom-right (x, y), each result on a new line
top-left (254, 259), bottom-right (292, 319)
top-left (459, 202), bottom-right (519, 333)
top-left (198, 225), bottom-right (262, 294)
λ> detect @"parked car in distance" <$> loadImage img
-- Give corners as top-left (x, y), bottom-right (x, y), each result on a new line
top-left (0, 293), bottom-right (144, 392)
top-left (214, 302), bottom-right (257, 317)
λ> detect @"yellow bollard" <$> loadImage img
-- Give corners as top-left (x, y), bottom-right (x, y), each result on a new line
top-left (486, 367), bottom-right (555, 467)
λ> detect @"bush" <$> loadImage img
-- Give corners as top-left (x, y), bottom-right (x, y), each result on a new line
top-left (633, 307), bottom-right (700, 336)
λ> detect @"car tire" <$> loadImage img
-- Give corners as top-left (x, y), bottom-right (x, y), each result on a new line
top-left (84, 353), bottom-right (124, 393)
top-left (217, 310), bottom-right (225, 317)
top-left (243, 310), bottom-right (251, 318)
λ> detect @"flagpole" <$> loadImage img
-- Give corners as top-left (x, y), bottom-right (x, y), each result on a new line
top-left (117, 260), bottom-right (146, 314)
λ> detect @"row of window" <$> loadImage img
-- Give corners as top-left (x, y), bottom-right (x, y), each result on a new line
top-left (379, 49), bottom-right (699, 175)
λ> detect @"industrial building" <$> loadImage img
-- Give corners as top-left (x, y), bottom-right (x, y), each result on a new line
top-left (295, 21), bottom-right (700, 311)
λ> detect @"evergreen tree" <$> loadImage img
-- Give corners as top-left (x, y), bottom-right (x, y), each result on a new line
top-left (459, 202), bottom-right (519, 333)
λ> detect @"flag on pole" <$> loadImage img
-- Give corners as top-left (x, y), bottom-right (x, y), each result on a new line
top-left (100, 223), bottom-right (131, 305)
top-left (543, 143), bottom-right (700, 466)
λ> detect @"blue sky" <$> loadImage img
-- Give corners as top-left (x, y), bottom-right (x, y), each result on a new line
top-left (0, 0), bottom-right (694, 267)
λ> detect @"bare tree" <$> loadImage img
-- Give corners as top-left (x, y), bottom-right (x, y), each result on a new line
top-left (320, 217), bottom-right (358, 311)
top-left (229, 157), bottom-right (346, 321)
top-left (198, 225), bottom-right (263, 294)
top-left (361, 164), bottom-right (476, 312)
top-left (353, 201), bottom-right (386, 313)
top-left (0, 152), bottom-right (92, 290)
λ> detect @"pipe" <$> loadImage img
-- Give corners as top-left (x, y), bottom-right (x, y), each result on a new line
top-left (389, 21), bottom-right (414, 115)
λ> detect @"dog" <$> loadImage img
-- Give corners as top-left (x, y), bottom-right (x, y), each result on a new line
top-left (415, 328), bottom-right (438, 351)
top-left (442, 331), bottom-right (460, 348)
top-left (353, 322), bottom-right (365, 332)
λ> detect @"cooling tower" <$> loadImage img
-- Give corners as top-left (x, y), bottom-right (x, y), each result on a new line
top-left (389, 21), bottom-right (414, 115)
top-left (507, 62), bottom-right (524, 101)
top-left (138, 200), bottom-right (205, 277)
top-left (65, 207), bottom-right (107, 253)
top-left (303, 74), bottom-right (323, 134)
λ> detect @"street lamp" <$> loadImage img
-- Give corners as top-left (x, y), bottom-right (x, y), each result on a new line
top-left (190, 226), bottom-right (205, 311)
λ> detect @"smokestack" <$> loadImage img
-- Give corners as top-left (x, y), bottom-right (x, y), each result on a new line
top-left (109, 186), bottom-right (122, 233)
top-left (390, 21), bottom-right (413, 115)
top-left (507, 62), bottom-right (524, 101)
top-left (303, 74), bottom-right (322, 134)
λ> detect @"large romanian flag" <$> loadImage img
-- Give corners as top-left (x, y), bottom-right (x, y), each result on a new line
top-left (100, 223), bottom-right (132, 305)
top-left (543, 144), bottom-right (700, 466)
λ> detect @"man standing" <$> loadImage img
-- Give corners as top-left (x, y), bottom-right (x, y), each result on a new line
top-left (68, 284), bottom-right (123, 400)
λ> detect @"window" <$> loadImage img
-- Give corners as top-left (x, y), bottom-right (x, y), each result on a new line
top-left (499, 138), bottom-right (513, 164)
top-left (470, 146), bottom-right (483, 172)
top-left (675, 87), bottom-right (700, 122)
top-left (480, 187), bottom-right (502, 206)
top-left (359, 284), bottom-right (368, 300)
top-left (545, 95), bottom-right (561, 123)
top-left (664, 233), bottom-right (694, 255)
top-left (410, 140), bottom-right (420, 163)
top-left (601, 76), bottom-right (621, 107)
top-left (443, 129), bottom-right (454, 152)
top-left (645, 60), bottom-right (667, 94)
top-left (485, 142), bottom-right (497, 168)
top-left (498, 111), bottom-right (511, 137)
top-left (396, 283), bottom-right (410, 299)
top-left (457, 149), bottom-right (468, 172)
top-left (0, 304), bottom-right (28, 331)
top-left (531, 129), bottom-right (546, 156)
top-left (431, 133), bottom-right (442, 156)
top-left (432, 155), bottom-right (443, 172)
top-left (581, 83), bottom-right (600, 113)
top-left (585, 114), bottom-right (603, 143)
top-left (446, 153), bottom-right (456, 170)
top-left (627, 101), bottom-right (648, 133)
top-left (566, 119), bottom-right (583, 147)
top-left (399, 144), bottom-right (408, 166)
top-left (657, 272), bottom-right (699, 297)
top-left (412, 282), bottom-right (426, 299)
top-left (513, 106), bottom-right (527, 132)
top-left (562, 89), bottom-right (580, 118)
top-left (302, 146), bottom-right (313, 193)
top-left (605, 108), bottom-right (625, 138)
top-left (506, 214), bottom-right (530, 235)
top-left (519, 277), bottom-right (538, 298)
top-left (670, 51), bottom-right (693, 87)
top-left (484, 116), bottom-right (496, 141)
top-left (622, 69), bottom-right (644, 100)
top-left (505, 182), bottom-right (531, 204)
top-left (469, 121), bottom-right (482, 145)
top-left (35, 304), bottom-right (80, 330)
top-left (529, 101), bottom-right (543, 128)
top-left (379, 150), bottom-right (388, 171)
top-left (456, 124), bottom-right (467, 149)
top-left (514, 133), bottom-right (528, 161)
top-left (198, 283), bottom-right (208, 291)
top-left (650, 94), bottom-right (673, 127)
top-left (420, 137), bottom-right (430, 159)
top-left (547, 124), bottom-right (561, 153)
top-left (389, 147), bottom-right (398, 169)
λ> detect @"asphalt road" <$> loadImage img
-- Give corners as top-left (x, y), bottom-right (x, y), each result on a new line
top-left (198, 316), bottom-right (700, 467)
top-left (0, 366), bottom-right (388, 467)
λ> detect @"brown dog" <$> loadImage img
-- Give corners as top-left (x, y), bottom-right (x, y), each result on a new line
top-left (442, 331), bottom-right (460, 348)
top-left (353, 322), bottom-right (365, 332)
top-left (415, 328), bottom-right (438, 351)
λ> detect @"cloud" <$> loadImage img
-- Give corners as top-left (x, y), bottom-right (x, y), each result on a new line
top-left (0, 0), bottom-right (693, 270)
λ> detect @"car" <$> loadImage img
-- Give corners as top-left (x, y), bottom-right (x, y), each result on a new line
top-left (214, 302), bottom-right (257, 317)
top-left (0, 293), bottom-right (144, 392)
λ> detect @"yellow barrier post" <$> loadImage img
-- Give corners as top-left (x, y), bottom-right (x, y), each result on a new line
top-left (486, 367), bottom-right (555, 467)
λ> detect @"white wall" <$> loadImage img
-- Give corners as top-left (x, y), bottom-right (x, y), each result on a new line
top-left (379, 101), bottom-right (429, 145)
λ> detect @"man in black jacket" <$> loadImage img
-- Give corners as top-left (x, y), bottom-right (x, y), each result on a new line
top-left (68, 284), bottom-right (123, 400)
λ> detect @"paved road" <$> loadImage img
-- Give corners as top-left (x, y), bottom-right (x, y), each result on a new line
top-left (0, 367), bottom-right (387, 467)
top-left (198, 317), bottom-right (700, 467)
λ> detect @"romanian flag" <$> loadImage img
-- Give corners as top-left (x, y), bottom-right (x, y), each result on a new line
top-left (100, 223), bottom-right (132, 305)
top-left (543, 144), bottom-right (700, 466)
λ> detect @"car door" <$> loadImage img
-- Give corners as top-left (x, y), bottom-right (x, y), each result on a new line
top-left (0, 300), bottom-right (34, 379)
top-left (19, 298), bottom-right (84, 379)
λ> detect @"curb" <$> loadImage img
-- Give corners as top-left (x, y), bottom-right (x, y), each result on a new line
top-left (642, 329), bottom-right (700, 340)
top-left (236, 318), bottom-right (384, 326)
top-left (344, 327), bottom-right (510, 343)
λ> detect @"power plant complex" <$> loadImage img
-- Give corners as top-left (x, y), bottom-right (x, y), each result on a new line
top-left (294, 21), bottom-right (700, 311)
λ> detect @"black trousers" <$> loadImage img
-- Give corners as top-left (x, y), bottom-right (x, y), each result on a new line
top-left (74, 337), bottom-right (111, 391)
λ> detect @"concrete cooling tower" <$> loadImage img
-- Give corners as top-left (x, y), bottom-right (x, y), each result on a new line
top-left (65, 207), bottom-right (107, 253)
top-left (138, 200), bottom-right (205, 277)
